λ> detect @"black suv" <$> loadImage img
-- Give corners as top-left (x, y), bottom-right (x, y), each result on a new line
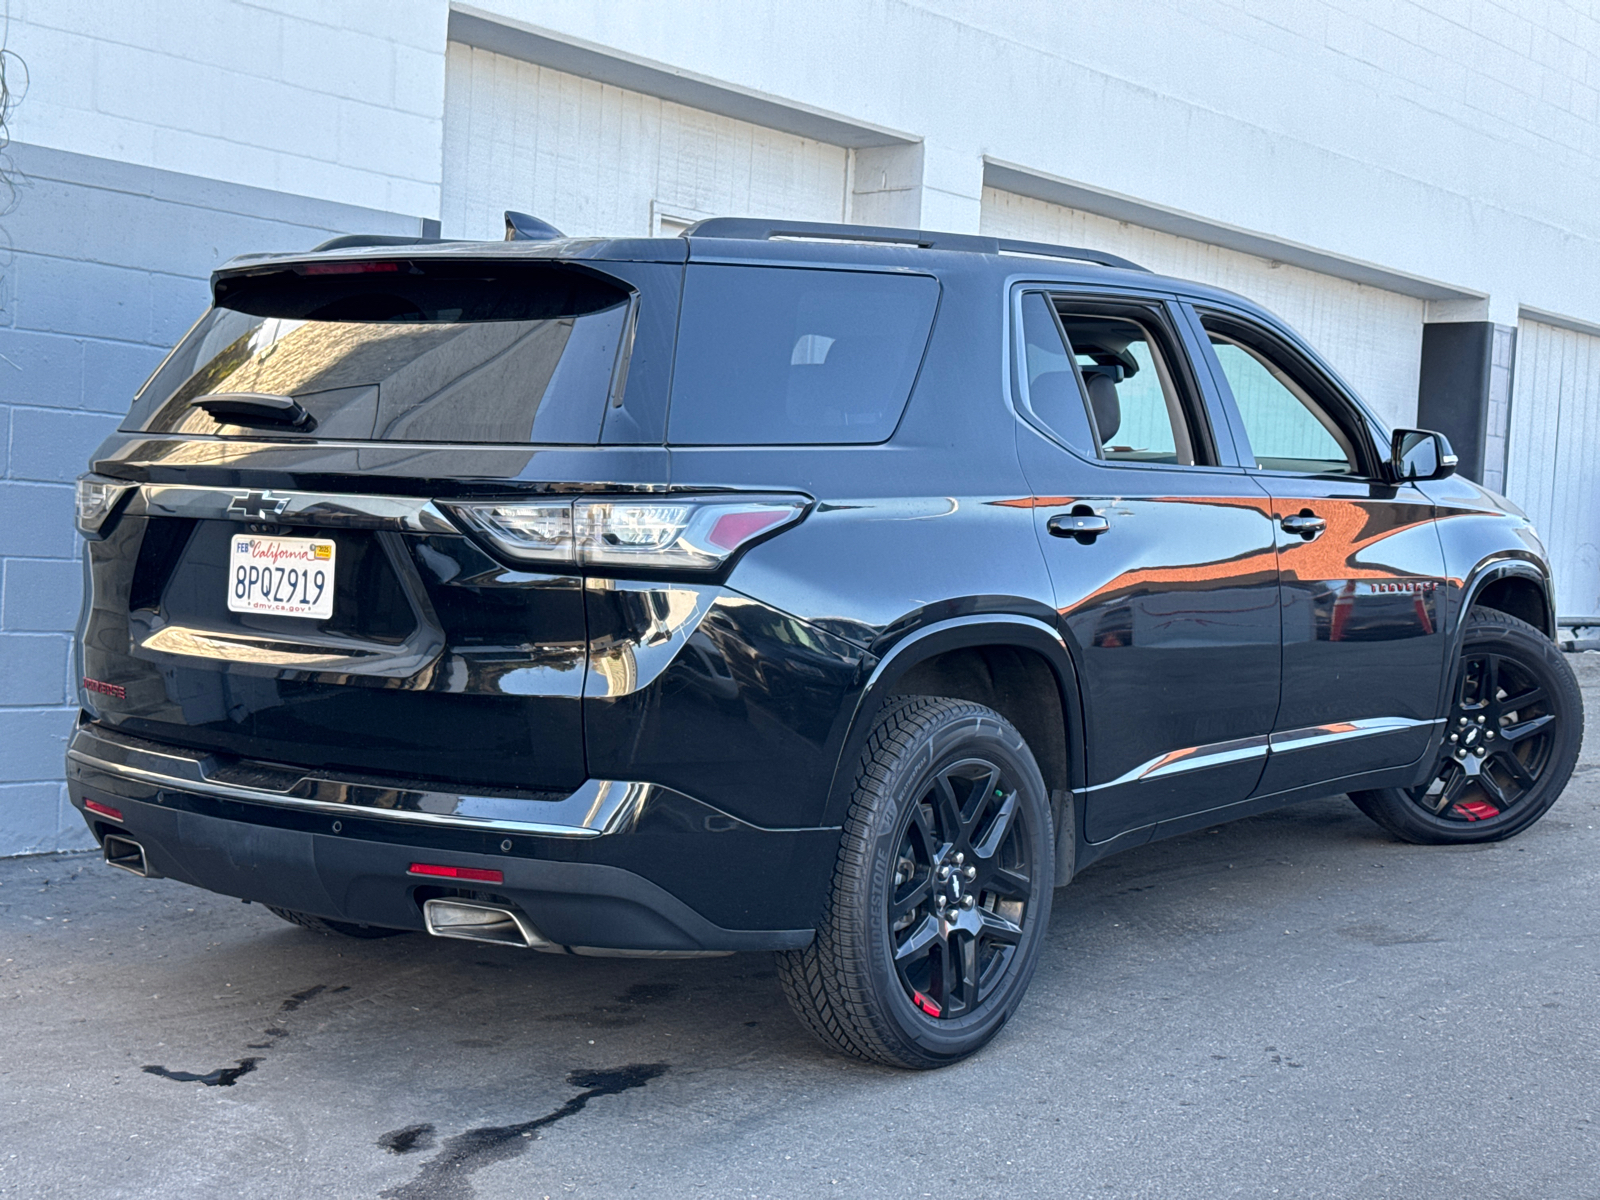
top-left (69, 217), bottom-right (1583, 1069)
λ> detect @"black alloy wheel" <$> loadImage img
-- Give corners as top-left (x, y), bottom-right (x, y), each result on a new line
top-left (778, 696), bottom-right (1054, 1069)
top-left (1351, 607), bottom-right (1583, 844)
top-left (887, 758), bottom-right (1033, 1020)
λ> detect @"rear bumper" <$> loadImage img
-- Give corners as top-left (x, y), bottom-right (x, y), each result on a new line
top-left (66, 722), bottom-right (833, 952)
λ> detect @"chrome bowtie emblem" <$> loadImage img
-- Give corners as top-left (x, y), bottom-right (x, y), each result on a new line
top-left (227, 490), bottom-right (291, 520)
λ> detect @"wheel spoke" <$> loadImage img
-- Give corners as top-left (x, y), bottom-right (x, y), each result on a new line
top-left (907, 803), bottom-right (940, 858)
top-left (972, 789), bottom-right (1019, 860)
top-left (893, 914), bottom-right (941, 964)
top-left (1493, 749), bottom-right (1537, 790)
top-left (1483, 654), bottom-right (1501, 703)
top-left (890, 877), bottom-right (933, 924)
top-left (1477, 769), bottom-right (1509, 808)
top-left (965, 766), bottom-right (1002, 834)
top-left (976, 907), bottom-right (1024, 946)
top-left (1429, 765), bottom-right (1469, 814)
top-left (932, 774), bottom-right (964, 842)
top-left (1501, 713), bottom-right (1554, 744)
top-left (1500, 686), bottom-right (1545, 712)
top-left (955, 932), bottom-right (981, 1012)
top-left (982, 866), bottom-right (1032, 901)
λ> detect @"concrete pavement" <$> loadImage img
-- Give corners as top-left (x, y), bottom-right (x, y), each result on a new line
top-left (3, 657), bottom-right (1598, 1199)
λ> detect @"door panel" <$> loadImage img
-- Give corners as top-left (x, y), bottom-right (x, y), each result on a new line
top-left (1182, 302), bottom-right (1450, 796)
top-left (1252, 480), bottom-right (1447, 794)
top-left (1017, 430), bottom-right (1281, 841)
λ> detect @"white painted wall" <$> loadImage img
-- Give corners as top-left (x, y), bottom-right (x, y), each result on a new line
top-left (982, 188), bottom-right (1426, 429)
top-left (6, 0), bottom-right (449, 217)
top-left (441, 44), bottom-right (848, 241)
top-left (1505, 320), bottom-right (1600, 619)
top-left (483, 0), bottom-right (1600, 329)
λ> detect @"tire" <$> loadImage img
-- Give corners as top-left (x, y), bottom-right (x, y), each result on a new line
top-left (1350, 606), bottom-right (1583, 844)
top-left (266, 906), bottom-right (409, 939)
top-left (777, 696), bottom-right (1055, 1069)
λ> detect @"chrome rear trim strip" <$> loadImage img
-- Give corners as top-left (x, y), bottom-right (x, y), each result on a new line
top-left (66, 725), bottom-right (650, 838)
top-left (132, 484), bottom-right (457, 534)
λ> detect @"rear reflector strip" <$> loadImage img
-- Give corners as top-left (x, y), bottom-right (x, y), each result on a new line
top-left (84, 799), bottom-right (124, 822)
top-left (408, 863), bottom-right (504, 883)
top-left (301, 261), bottom-right (403, 275)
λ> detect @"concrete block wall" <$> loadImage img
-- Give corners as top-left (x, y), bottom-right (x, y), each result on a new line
top-left (0, 143), bottom-right (426, 856)
top-left (7, 0), bottom-right (449, 217)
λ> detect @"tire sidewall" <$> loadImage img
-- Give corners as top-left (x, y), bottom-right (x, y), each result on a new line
top-left (858, 707), bottom-right (1054, 1064)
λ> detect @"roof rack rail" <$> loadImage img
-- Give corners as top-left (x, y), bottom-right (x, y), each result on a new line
top-left (681, 217), bottom-right (1147, 272)
top-left (311, 233), bottom-right (445, 252)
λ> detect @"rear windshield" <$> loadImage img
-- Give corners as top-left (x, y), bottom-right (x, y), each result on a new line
top-left (122, 261), bottom-right (634, 444)
top-left (666, 265), bottom-right (939, 445)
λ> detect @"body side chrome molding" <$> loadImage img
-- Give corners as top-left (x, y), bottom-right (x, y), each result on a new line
top-left (1076, 716), bottom-right (1444, 794)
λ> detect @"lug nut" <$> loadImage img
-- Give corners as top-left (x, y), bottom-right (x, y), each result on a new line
top-left (1485, 730), bottom-right (1495, 740)
top-left (961, 895), bottom-right (975, 909)
top-left (1449, 734), bottom-right (1458, 742)
top-left (1456, 748), bottom-right (1467, 758)
top-left (937, 865), bottom-right (951, 880)
top-left (954, 852), bottom-right (965, 865)
top-left (964, 865), bottom-right (977, 881)
top-left (1477, 715), bottom-right (1486, 724)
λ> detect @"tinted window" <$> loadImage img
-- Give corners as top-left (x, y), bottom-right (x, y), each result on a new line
top-left (123, 262), bottom-right (633, 444)
top-left (1206, 332), bottom-right (1356, 474)
top-left (1057, 310), bottom-right (1197, 466)
top-left (667, 266), bottom-right (939, 445)
top-left (1016, 291), bottom-right (1095, 452)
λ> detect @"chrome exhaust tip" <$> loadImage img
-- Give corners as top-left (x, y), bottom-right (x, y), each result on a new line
top-left (102, 834), bottom-right (151, 877)
top-left (422, 898), bottom-right (550, 949)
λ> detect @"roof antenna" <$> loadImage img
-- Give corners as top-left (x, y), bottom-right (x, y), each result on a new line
top-left (504, 211), bottom-right (565, 242)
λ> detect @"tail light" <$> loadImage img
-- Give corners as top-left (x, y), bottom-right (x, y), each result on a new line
top-left (75, 474), bottom-right (136, 537)
top-left (444, 496), bottom-right (808, 571)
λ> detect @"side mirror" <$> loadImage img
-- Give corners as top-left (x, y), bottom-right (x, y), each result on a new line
top-left (1390, 428), bottom-right (1457, 481)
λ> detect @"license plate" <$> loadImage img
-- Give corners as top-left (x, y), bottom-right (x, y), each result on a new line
top-left (227, 535), bottom-right (337, 619)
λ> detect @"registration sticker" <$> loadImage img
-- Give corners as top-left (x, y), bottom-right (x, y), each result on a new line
top-left (227, 535), bottom-right (337, 619)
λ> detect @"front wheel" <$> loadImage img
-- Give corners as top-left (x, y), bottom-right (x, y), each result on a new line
top-left (777, 696), bottom-right (1055, 1069)
top-left (1350, 607), bottom-right (1583, 844)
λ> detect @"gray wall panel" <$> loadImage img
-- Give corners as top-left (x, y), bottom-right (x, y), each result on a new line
top-left (0, 143), bottom-right (427, 856)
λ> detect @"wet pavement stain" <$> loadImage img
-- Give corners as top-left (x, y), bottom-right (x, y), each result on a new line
top-left (379, 1063), bottom-right (669, 1200)
top-left (142, 1057), bottom-right (261, 1087)
top-left (378, 1124), bottom-right (437, 1155)
top-left (143, 983), bottom-right (349, 1085)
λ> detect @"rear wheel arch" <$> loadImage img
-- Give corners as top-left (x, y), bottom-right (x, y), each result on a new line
top-left (823, 617), bottom-right (1082, 834)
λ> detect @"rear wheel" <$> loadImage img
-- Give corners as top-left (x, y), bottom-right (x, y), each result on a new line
top-left (1350, 607), bottom-right (1583, 844)
top-left (777, 696), bottom-right (1054, 1069)
top-left (266, 906), bottom-right (409, 939)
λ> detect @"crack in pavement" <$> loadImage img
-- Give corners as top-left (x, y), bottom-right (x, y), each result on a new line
top-left (379, 1063), bottom-right (669, 1200)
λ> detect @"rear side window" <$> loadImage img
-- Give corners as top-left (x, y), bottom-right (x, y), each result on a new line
top-left (667, 265), bottom-right (939, 445)
top-left (123, 261), bottom-right (634, 444)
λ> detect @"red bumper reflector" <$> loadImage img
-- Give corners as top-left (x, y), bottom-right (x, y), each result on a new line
top-left (84, 799), bottom-right (123, 822)
top-left (408, 863), bottom-right (503, 884)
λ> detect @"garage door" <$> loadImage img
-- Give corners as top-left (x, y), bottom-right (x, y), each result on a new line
top-left (442, 43), bottom-right (850, 242)
top-left (981, 188), bottom-right (1426, 430)
top-left (1504, 319), bottom-right (1600, 620)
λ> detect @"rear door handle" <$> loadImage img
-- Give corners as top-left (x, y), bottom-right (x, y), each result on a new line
top-left (1280, 513), bottom-right (1326, 538)
top-left (1047, 513), bottom-right (1110, 541)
